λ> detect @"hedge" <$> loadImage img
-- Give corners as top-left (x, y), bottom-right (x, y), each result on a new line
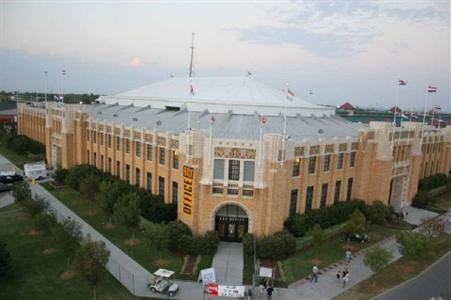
top-left (284, 200), bottom-right (366, 237)
top-left (418, 174), bottom-right (448, 191)
top-left (243, 231), bottom-right (296, 260)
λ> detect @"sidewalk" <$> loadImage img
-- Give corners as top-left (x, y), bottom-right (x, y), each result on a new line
top-left (212, 242), bottom-right (244, 285)
top-left (0, 192), bottom-right (14, 209)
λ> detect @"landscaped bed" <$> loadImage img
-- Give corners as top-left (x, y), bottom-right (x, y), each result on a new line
top-left (0, 204), bottom-right (137, 300)
top-left (41, 182), bottom-right (211, 281)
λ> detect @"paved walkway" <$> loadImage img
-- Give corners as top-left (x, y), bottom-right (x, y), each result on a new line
top-left (402, 205), bottom-right (438, 226)
top-left (0, 192), bottom-right (14, 209)
top-left (212, 242), bottom-right (244, 285)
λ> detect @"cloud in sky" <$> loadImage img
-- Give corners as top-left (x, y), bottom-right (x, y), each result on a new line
top-left (0, 0), bottom-right (449, 111)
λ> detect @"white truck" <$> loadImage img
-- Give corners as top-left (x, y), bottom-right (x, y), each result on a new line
top-left (24, 161), bottom-right (47, 180)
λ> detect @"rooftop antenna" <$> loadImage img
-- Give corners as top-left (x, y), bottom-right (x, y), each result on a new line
top-left (189, 32), bottom-right (195, 77)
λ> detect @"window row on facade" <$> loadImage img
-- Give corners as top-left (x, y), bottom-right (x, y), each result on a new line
top-left (292, 152), bottom-right (356, 177)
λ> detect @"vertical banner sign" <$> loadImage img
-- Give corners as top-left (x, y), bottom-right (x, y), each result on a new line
top-left (182, 165), bottom-right (194, 219)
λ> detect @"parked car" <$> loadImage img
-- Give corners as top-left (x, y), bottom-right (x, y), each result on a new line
top-left (0, 183), bottom-right (12, 193)
top-left (147, 269), bottom-right (179, 297)
top-left (346, 232), bottom-right (369, 243)
top-left (0, 174), bottom-right (23, 184)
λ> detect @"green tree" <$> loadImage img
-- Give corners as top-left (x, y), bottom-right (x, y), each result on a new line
top-left (307, 224), bottom-right (326, 258)
top-left (53, 218), bottom-right (83, 270)
top-left (145, 223), bottom-right (169, 258)
top-left (76, 238), bottom-right (110, 300)
top-left (114, 193), bottom-right (141, 241)
top-left (0, 241), bottom-right (12, 277)
top-left (97, 181), bottom-right (121, 226)
top-left (346, 209), bottom-right (368, 238)
top-left (12, 181), bottom-right (32, 204)
top-left (53, 167), bottom-right (68, 185)
top-left (397, 231), bottom-right (429, 257)
top-left (363, 246), bottom-right (393, 287)
top-left (79, 174), bottom-right (100, 202)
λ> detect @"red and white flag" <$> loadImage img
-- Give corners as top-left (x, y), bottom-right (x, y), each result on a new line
top-left (286, 88), bottom-right (294, 101)
top-left (260, 116), bottom-right (268, 126)
top-left (209, 115), bottom-right (215, 124)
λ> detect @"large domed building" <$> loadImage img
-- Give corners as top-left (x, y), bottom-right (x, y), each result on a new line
top-left (18, 76), bottom-right (451, 240)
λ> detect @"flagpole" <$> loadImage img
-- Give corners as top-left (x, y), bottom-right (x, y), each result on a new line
top-left (281, 104), bottom-right (287, 166)
top-left (208, 117), bottom-right (212, 166)
top-left (258, 123), bottom-right (263, 167)
top-left (391, 84), bottom-right (400, 151)
top-left (187, 109), bottom-right (191, 164)
top-left (420, 92), bottom-right (428, 148)
top-left (44, 71), bottom-right (48, 103)
top-left (431, 110), bottom-right (435, 127)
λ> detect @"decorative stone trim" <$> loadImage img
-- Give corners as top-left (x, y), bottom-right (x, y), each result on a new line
top-left (214, 147), bottom-right (256, 159)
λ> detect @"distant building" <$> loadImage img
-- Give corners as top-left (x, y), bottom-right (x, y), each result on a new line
top-left (17, 76), bottom-right (451, 241)
top-left (0, 100), bottom-right (17, 122)
top-left (338, 102), bottom-right (355, 115)
top-left (388, 106), bottom-right (402, 114)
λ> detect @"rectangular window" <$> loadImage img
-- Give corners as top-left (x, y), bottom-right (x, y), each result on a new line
top-left (308, 157), bottom-right (316, 174)
top-left (135, 142), bottom-right (141, 158)
top-left (116, 161), bottom-right (120, 177)
top-left (159, 176), bottom-right (165, 198)
top-left (146, 172), bottom-right (152, 192)
top-left (320, 183), bottom-right (328, 208)
top-left (214, 159), bottom-right (225, 180)
top-left (347, 178), bottom-right (353, 201)
top-left (125, 164), bottom-right (130, 183)
top-left (87, 131), bottom-right (90, 141)
top-left (93, 152), bottom-right (97, 166)
top-left (323, 154), bottom-right (331, 172)
top-left (87, 150), bottom-right (90, 164)
top-left (125, 139), bottom-right (130, 154)
top-left (289, 189), bottom-right (298, 216)
top-left (93, 131), bottom-right (96, 143)
top-left (337, 153), bottom-right (344, 170)
top-left (243, 161), bottom-right (255, 182)
top-left (135, 168), bottom-right (141, 187)
top-left (116, 136), bottom-right (120, 151)
top-left (305, 186), bottom-right (314, 212)
top-left (292, 159), bottom-right (300, 177)
top-left (159, 147), bottom-right (166, 165)
top-left (146, 144), bottom-right (153, 161)
top-left (334, 180), bottom-right (341, 204)
top-left (172, 151), bottom-right (179, 169)
top-left (100, 133), bottom-right (104, 145)
top-left (107, 134), bottom-right (112, 148)
top-left (228, 160), bottom-right (240, 181)
top-left (172, 182), bottom-right (178, 205)
top-left (108, 157), bottom-right (112, 172)
top-left (350, 152), bottom-right (356, 167)
top-left (100, 155), bottom-right (104, 170)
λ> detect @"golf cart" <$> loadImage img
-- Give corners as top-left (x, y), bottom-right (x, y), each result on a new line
top-left (147, 268), bottom-right (179, 297)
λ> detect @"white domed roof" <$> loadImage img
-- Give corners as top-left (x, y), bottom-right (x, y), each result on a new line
top-left (99, 76), bottom-right (334, 117)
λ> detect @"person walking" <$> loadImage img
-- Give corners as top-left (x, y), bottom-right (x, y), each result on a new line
top-left (336, 270), bottom-right (341, 281)
top-left (310, 265), bottom-right (319, 283)
top-left (266, 284), bottom-right (274, 300)
top-left (342, 271), bottom-right (350, 288)
top-left (345, 248), bottom-right (352, 265)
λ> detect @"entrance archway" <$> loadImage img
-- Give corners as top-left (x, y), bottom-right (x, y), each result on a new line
top-left (214, 204), bottom-right (248, 242)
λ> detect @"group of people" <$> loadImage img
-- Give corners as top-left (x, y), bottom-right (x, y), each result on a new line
top-left (310, 248), bottom-right (353, 288)
top-left (259, 280), bottom-right (274, 300)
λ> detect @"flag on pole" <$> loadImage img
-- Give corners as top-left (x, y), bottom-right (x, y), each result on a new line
top-left (190, 84), bottom-right (195, 96)
top-left (286, 88), bottom-right (294, 101)
top-left (428, 86), bottom-right (437, 93)
top-left (401, 113), bottom-right (409, 120)
top-left (53, 95), bottom-right (58, 101)
top-left (208, 115), bottom-right (215, 124)
top-left (398, 80), bottom-right (407, 86)
top-left (61, 69), bottom-right (66, 76)
top-left (433, 105), bottom-right (441, 111)
top-left (247, 71), bottom-right (252, 76)
top-left (410, 113), bottom-right (418, 120)
top-left (260, 116), bottom-right (268, 127)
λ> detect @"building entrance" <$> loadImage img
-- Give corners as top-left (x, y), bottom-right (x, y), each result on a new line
top-left (215, 204), bottom-right (248, 242)
top-left (389, 175), bottom-right (407, 212)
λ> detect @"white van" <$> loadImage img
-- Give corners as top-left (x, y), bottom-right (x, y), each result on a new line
top-left (24, 161), bottom-right (47, 180)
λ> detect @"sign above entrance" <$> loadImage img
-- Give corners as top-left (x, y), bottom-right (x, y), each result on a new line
top-left (182, 165), bottom-right (194, 219)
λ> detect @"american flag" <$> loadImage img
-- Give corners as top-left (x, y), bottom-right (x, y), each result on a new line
top-left (190, 84), bottom-right (195, 95)
top-left (398, 80), bottom-right (407, 86)
top-left (286, 88), bottom-right (294, 101)
top-left (260, 116), bottom-right (268, 126)
top-left (428, 86), bottom-right (437, 93)
top-left (433, 105), bottom-right (441, 111)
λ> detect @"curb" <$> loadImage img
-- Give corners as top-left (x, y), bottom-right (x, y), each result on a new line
top-left (370, 249), bottom-right (451, 300)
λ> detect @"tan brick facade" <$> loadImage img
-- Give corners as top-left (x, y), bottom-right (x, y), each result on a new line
top-left (17, 103), bottom-right (451, 237)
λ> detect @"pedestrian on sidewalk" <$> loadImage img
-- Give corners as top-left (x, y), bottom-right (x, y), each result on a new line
top-left (345, 248), bottom-right (352, 265)
top-left (342, 271), bottom-right (350, 288)
top-left (310, 265), bottom-right (319, 283)
top-left (266, 284), bottom-right (274, 300)
top-left (336, 270), bottom-right (341, 281)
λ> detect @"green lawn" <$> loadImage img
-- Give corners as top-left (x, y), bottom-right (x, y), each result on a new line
top-left (0, 204), bottom-right (138, 300)
top-left (41, 182), bottom-right (205, 280)
top-left (334, 234), bottom-right (451, 300)
top-left (283, 225), bottom-right (401, 284)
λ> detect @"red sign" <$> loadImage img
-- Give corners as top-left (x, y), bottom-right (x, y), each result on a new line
top-left (207, 283), bottom-right (218, 296)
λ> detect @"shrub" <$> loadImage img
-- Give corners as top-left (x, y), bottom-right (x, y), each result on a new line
top-left (23, 195), bottom-right (48, 217)
top-left (257, 231), bottom-right (296, 260)
top-left (166, 220), bottom-right (192, 253)
top-left (243, 233), bottom-right (255, 256)
top-left (53, 168), bottom-right (68, 185)
top-left (65, 164), bottom-right (99, 189)
top-left (33, 211), bottom-right (57, 234)
top-left (397, 231), bottom-right (429, 257)
top-left (79, 175), bottom-right (100, 202)
top-left (0, 241), bottom-right (12, 277)
top-left (284, 200), bottom-right (366, 237)
top-left (346, 209), bottom-right (368, 236)
top-left (418, 174), bottom-right (448, 191)
top-left (12, 181), bottom-right (32, 204)
top-left (412, 191), bottom-right (431, 208)
top-left (363, 201), bottom-right (391, 225)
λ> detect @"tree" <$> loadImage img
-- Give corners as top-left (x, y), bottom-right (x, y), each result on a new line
top-left (76, 238), bottom-right (110, 300)
top-left (23, 195), bottom-right (48, 217)
top-left (0, 241), bottom-right (12, 277)
top-left (114, 193), bottom-right (141, 241)
top-left (363, 246), bottom-right (393, 287)
top-left (33, 210), bottom-right (57, 235)
top-left (145, 223), bottom-right (169, 258)
top-left (53, 218), bottom-right (83, 269)
top-left (307, 224), bottom-right (326, 258)
top-left (12, 181), bottom-right (32, 204)
top-left (79, 174), bottom-right (100, 203)
top-left (97, 181), bottom-right (121, 226)
top-left (346, 209), bottom-right (368, 237)
top-left (397, 231), bottom-right (429, 257)
top-left (363, 201), bottom-right (391, 225)
top-left (53, 167), bottom-right (68, 185)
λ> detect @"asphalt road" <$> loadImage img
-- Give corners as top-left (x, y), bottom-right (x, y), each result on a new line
top-left (374, 251), bottom-right (451, 300)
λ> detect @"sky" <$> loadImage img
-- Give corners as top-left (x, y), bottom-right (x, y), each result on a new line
top-left (0, 0), bottom-right (450, 111)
